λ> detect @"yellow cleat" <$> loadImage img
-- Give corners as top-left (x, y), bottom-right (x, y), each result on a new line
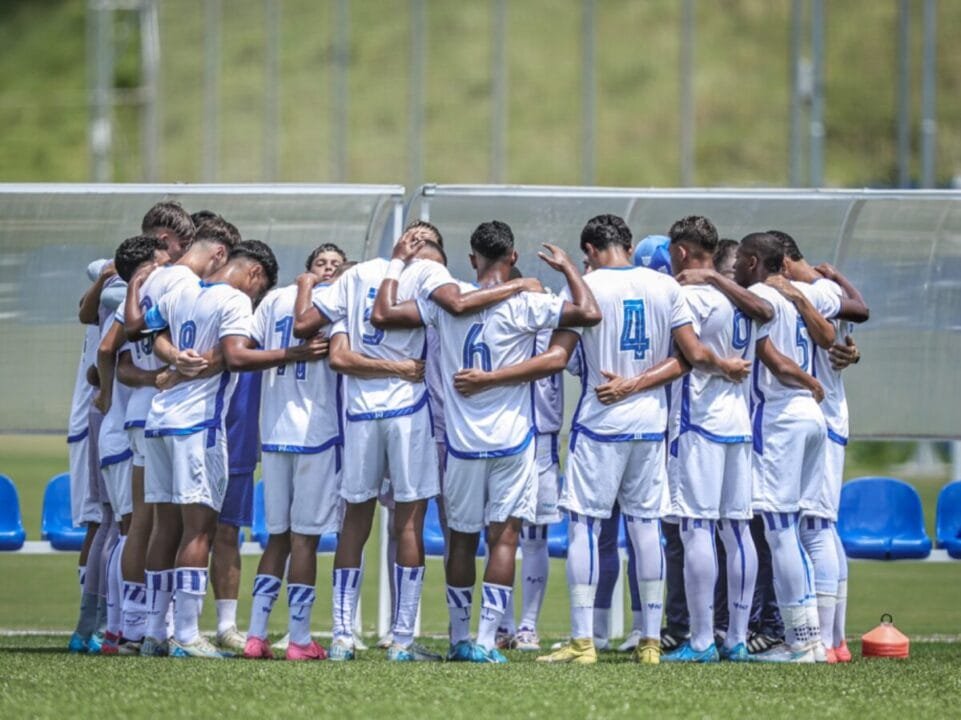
top-left (536, 637), bottom-right (597, 665)
top-left (633, 638), bottom-right (661, 665)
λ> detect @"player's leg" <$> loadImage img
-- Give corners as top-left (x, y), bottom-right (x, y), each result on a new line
top-left (616, 517), bottom-right (647, 652)
top-left (593, 503), bottom-right (621, 651)
top-left (443, 453), bottom-right (483, 661)
top-left (799, 516), bottom-right (839, 656)
top-left (747, 514), bottom-right (783, 651)
top-left (799, 413), bottom-right (829, 660)
top-left (832, 525), bottom-right (851, 661)
top-left (211, 470), bottom-right (253, 654)
top-left (244, 452), bottom-right (291, 659)
top-left (120, 436), bottom-right (151, 649)
top-left (68, 432), bottom-right (99, 652)
top-left (516, 524), bottom-right (548, 650)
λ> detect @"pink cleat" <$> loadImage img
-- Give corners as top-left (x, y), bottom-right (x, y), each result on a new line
top-left (835, 640), bottom-right (852, 663)
top-left (286, 639), bottom-right (327, 661)
top-left (243, 636), bottom-right (275, 660)
top-left (100, 632), bottom-right (121, 656)
top-left (825, 647), bottom-right (839, 664)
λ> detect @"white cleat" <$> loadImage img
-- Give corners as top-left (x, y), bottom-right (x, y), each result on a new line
top-left (617, 630), bottom-right (644, 653)
top-left (750, 643), bottom-right (816, 664)
top-left (271, 633), bottom-right (290, 653)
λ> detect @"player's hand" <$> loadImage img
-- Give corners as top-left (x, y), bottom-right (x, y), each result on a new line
top-left (99, 261), bottom-right (117, 280)
top-left (130, 261), bottom-right (157, 287)
top-left (397, 359), bottom-right (426, 383)
top-left (595, 370), bottom-right (636, 405)
top-left (519, 277), bottom-right (545, 294)
top-left (829, 334), bottom-right (860, 370)
top-left (765, 273), bottom-right (802, 301)
top-left (296, 271), bottom-right (322, 288)
top-left (392, 228), bottom-right (427, 263)
top-left (809, 377), bottom-right (825, 403)
top-left (719, 357), bottom-right (751, 383)
top-left (814, 262), bottom-right (839, 280)
top-left (287, 334), bottom-right (329, 362)
top-left (174, 349), bottom-right (208, 377)
top-left (537, 243), bottom-right (575, 273)
top-left (93, 389), bottom-right (111, 415)
top-left (675, 268), bottom-right (716, 286)
top-left (155, 368), bottom-right (182, 390)
top-left (453, 368), bottom-right (493, 397)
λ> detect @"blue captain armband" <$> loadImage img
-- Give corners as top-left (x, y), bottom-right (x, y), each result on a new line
top-left (144, 305), bottom-right (168, 331)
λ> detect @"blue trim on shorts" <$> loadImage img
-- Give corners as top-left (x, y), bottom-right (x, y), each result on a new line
top-left (827, 428), bottom-right (848, 446)
top-left (123, 420), bottom-right (145, 429)
top-left (100, 448), bottom-right (133, 469)
top-left (66, 428), bottom-right (89, 444)
top-left (261, 435), bottom-right (341, 455)
top-left (345, 391), bottom-right (428, 421)
top-left (446, 427), bottom-right (535, 460)
top-left (571, 423), bottom-right (665, 445)
top-left (678, 375), bottom-right (752, 444)
top-left (145, 420), bottom-right (214, 438)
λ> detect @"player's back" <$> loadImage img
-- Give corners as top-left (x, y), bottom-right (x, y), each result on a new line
top-left (421, 282), bottom-right (563, 456)
top-left (572, 266), bottom-right (691, 438)
top-left (254, 284), bottom-right (341, 451)
top-left (749, 282), bottom-right (816, 409)
top-left (146, 282), bottom-right (250, 435)
top-left (800, 278), bottom-right (848, 437)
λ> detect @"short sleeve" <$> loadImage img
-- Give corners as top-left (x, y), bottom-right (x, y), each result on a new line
top-left (749, 284), bottom-right (775, 340)
top-left (670, 282), bottom-right (695, 330)
top-left (87, 258), bottom-right (109, 281)
top-left (515, 292), bottom-right (564, 333)
top-left (144, 304), bottom-right (168, 331)
top-left (412, 260), bottom-right (455, 299)
top-left (114, 306), bottom-right (125, 325)
top-left (312, 277), bottom-right (348, 322)
top-left (415, 296), bottom-right (438, 328)
top-left (100, 277), bottom-right (127, 313)
top-left (329, 319), bottom-right (348, 337)
top-left (219, 290), bottom-right (254, 338)
top-left (810, 279), bottom-right (842, 319)
top-left (554, 286), bottom-right (584, 337)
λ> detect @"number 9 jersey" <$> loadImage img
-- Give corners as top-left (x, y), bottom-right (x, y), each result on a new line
top-left (564, 266), bottom-right (693, 440)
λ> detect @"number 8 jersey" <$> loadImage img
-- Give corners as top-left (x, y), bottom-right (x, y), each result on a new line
top-left (564, 266), bottom-right (693, 439)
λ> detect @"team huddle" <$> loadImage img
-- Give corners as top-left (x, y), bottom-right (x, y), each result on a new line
top-left (65, 202), bottom-right (868, 665)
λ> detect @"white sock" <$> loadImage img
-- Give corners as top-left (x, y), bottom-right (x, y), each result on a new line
top-left (833, 527), bottom-right (849, 647)
top-left (287, 584), bottom-right (316, 646)
top-left (173, 567), bottom-right (208, 645)
top-left (248, 574), bottom-right (281, 640)
top-left (391, 564), bottom-right (425, 648)
top-left (121, 581), bottom-right (147, 642)
top-left (446, 585), bottom-right (473, 644)
top-left (567, 512), bottom-right (600, 640)
top-left (518, 526), bottom-right (549, 632)
top-left (332, 567), bottom-right (361, 642)
top-left (351, 560), bottom-right (365, 634)
top-left (216, 599), bottom-right (238, 635)
top-left (799, 516), bottom-right (838, 648)
top-left (625, 515), bottom-right (664, 640)
top-left (763, 512), bottom-right (817, 651)
top-left (145, 569), bottom-right (174, 641)
top-left (717, 519), bottom-right (758, 648)
top-left (680, 519), bottom-right (717, 652)
top-left (593, 608), bottom-right (610, 645)
top-left (105, 536), bottom-right (125, 636)
top-left (498, 592), bottom-right (516, 636)
top-left (477, 582), bottom-right (511, 651)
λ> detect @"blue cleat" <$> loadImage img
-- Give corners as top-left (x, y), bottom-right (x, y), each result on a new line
top-left (68, 632), bottom-right (88, 654)
top-left (387, 642), bottom-right (443, 662)
top-left (447, 640), bottom-right (492, 663)
top-left (328, 638), bottom-right (355, 662)
top-left (719, 642), bottom-right (751, 662)
top-left (661, 642), bottom-right (720, 663)
top-left (480, 646), bottom-right (508, 664)
top-left (86, 632), bottom-right (104, 654)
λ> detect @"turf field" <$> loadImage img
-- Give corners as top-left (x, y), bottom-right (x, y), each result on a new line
top-left (2, 435), bottom-right (960, 717)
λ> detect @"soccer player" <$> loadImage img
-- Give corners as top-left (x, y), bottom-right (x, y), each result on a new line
top-left (454, 214), bottom-right (747, 665)
top-left (142, 240), bottom-right (326, 658)
top-left (774, 231), bottom-right (869, 663)
top-left (293, 224), bottom-right (540, 662)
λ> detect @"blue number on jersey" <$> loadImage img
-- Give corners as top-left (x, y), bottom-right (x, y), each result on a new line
top-left (619, 299), bottom-right (651, 359)
top-left (795, 316), bottom-right (810, 372)
top-left (179, 320), bottom-right (196, 350)
top-left (362, 288), bottom-right (384, 346)
top-left (138, 297), bottom-right (154, 357)
top-left (462, 322), bottom-right (492, 371)
top-left (732, 308), bottom-right (751, 352)
top-left (274, 315), bottom-right (307, 380)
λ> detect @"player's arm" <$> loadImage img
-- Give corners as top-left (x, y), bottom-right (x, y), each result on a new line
top-left (78, 262), bottom-right (117, 325)
top-left (765, 275), bottom-right (836, 349)
top-left (94, 320), bottom-right (126, 414)
top-left (815, 263), bottom-right (870, 323)
top-left (537, 244), bottom-right (602, 327)
top-left (671, 324), bottom-right (750, 382)
top-left (122, 262), bottom-right (159, 340)
top-left (829, 334), bottom-right (861, 371)
top-left (222, 334), bottom-right (328, 372)
top-left (327, 333), bottom-right (425, 381)
top-left (453, 329), bottom-right (580, 396)
top-left (594, 356), bottom-right (690, 405)
top-left (676, 268), bottom-right (774, 322)
top-left (293, 273), bottom-right (334, 339)
top-left (116, 348), bottom-right (162, 388)
top-left (756, 336), bottom-right (824, 402)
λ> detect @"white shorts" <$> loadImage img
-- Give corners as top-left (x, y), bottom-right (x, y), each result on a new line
top-left (262, 449), bottom-right (343, 536)
top-left (342, 408), bottom-right (439, 504)
top-left (804, 433), bottom-right (846, 521)
top-left (530, 433), bottom-right (561, 526)
top-left (143, 431), bottom-right (228, 511)
top-left (69, 434), bottom-right (101, 526)
top-left (561, 434), bottom-right (668, 520)
top-left (102, 456), bottom-right (133, 519)
top-left (128, 426), bottom-right (147, 468)
top-left (444, 442), bottom-right (537, 533)
top-left (668, 431), bottom-right (752, 520)
top-left (86, 409), bottom-right (107, 511)
top-left (752, 399), bottom-right (826, 514)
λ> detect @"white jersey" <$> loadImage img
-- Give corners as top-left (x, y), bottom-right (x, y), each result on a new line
top-left (670, 284), bottom-right (753, 442)
top-left (312, 257), bottom-right (454, 420)
top-left (532, 329), bottom-right (564, 435)
top-left (144, 281), bottom-right (252, 437)
top-left (251, 284), bottom-right (342, 452)
top-left (807, 278), bottom-right (849, 441)
top-left (67, 325), bottom-right (100, 441)
top-left (425, 326), bottom-right (446, 437)
top-left (98, 325), bottom-right (133, 468)
top-left (418, 281), bottom-right (564, 458)
top-left (120, 264), bottom-right (199, 428)
top-left (567, 266), bottom-right (693, 440)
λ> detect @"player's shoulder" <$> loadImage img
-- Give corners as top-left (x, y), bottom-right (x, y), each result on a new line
top-left (811, 276), bottom-right (843, 299)
top-left (358, 257), bottom-right (389, 278)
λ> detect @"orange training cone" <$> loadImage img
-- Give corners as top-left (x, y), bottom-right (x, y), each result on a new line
top-left (861, 614), bottom-right (910, 659)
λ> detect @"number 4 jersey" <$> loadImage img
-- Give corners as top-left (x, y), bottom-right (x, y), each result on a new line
top-left (564, 266), bottom-right (693, 440)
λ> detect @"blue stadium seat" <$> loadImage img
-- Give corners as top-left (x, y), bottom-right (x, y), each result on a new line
top-left (547, 514), bottom-right (569, 558)
top-left (41, 473), bottom-right (86, 551)
top-left (251, 481), bottom-right (338, 553)
top-left (935, 481), bottom-right (961, 560)
top-left (0, 475), bottom-right (26, 550)
top-left (838, 477), bottom-right (932, 560)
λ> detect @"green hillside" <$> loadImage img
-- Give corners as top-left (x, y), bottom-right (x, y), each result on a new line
top-left (1, 0), bottom-right (958, 187)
